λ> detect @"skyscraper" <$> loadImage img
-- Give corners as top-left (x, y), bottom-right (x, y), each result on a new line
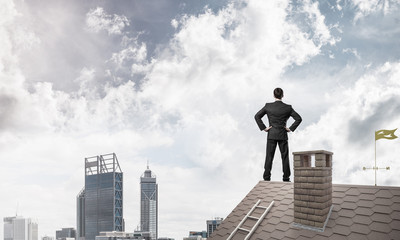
top-left (140, 165), bottom-right (158, 240)
top-left (206, 218), bottom-right (223, 238)
top-left (76, 188), bottom-right (85, 240)
top-left (3, 216), bottom-right (38, 240)
top-left (78, 153), bottom-right (124, 240)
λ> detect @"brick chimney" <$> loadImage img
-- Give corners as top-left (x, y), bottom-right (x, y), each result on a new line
top-left (293, 150), bottom-right (333, 231)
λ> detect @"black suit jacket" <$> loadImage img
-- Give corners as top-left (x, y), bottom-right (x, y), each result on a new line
top-left (254, 101), bottom-right (302, 140)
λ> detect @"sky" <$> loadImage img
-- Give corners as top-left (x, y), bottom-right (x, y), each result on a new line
top-left (1, 0), bottom-right (400, 239)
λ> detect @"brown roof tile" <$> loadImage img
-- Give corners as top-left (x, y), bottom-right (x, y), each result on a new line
top-left (393, 196), bottom-right (400, 203)
top-left (375, 189), bottom-right (394, 199)
top-left (370, 212), bottom-right (392, 223)
top-left (358, 187), bottom-right (379, 194)
top-left (331, 224), bottom-right (351, 236)
top-left (354, 207), bottom-right (374, 216)
top-left (353, 215), bottom-right (373, 225)
top-left (332, 198), bottom-right (344, 205)
top-left (389, 219), bottom-right (400, 230)
top-left (337, 209), bottom-right (356, 218)
top-left (345, 188), bottom-right (361, 196)
top-left (389, 230), bottom-right (400, 240)
top-left (327, 234), bottom-right (347, 240)
top-left (367, 231), bottom-right (390, 240)
top-left (342, 195), bottom-right (358, 203)
top-left (358, 199), bottom-right (374, 208)
top-left (359, 193), bottom-right (376, 201)
top-left (350, 223), bottom-right (371, 235)
top-left (341, 202), bottom-right (358, 210)
top-left (335, 216), bottom-right (352, 226)
top-left (372, 204), bottom-right (393, 214)
top-left (374, 197), bottom-right (393, 206)
top-left (347, 232), bottom-right (367, 239)
top-left (270, 229), bottom-right (286, 239)
top-left (391, 211), bottom-right (400, 220)
top-left (369, 221), bottom-right (392, 233)
top-left (299, 229), bottom-right (318, 238)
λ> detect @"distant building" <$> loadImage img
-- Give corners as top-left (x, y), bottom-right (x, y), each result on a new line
top-left (157, 238), bottom-right (174, 240)
top-left (188, 231), bottom-right (207, 238)
top-left (42, 236), bottom-right (54, 240)
top-left (206, 218), bottom-right (223, 238)
top-left (77, 153), bottom-right (124, 240)
top-left (56, 228), bottom-right (76, 240)
top-left (132, 230), bottom-right (151, 240)
top-left (140, 165), bottom-right (158, 240)
top-left (95, 231), bottom-right (134, 240)
top-left (182, 236), bottom-right (202, 240)
top-left (3, 216), bottom-right (38, 240)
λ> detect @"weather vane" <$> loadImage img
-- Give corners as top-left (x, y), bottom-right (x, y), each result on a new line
top-left (363, 128), bottom-right (397, 186)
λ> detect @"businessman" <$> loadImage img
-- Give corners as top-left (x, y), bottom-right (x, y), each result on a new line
top-left (254, 88), bottom-right (302, 182)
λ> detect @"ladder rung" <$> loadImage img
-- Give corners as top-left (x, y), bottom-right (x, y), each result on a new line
top-left (247, 216), bottom-right (260, 220)
top-left (238, 227), bottom-right (250, 232)
top-left (255, 205), bottom-right (267, 209)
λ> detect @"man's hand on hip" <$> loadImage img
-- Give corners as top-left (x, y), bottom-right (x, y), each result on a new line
top-left (285, 127), bottom-right (291, 132)
top-left (264, 126), bottom-right (272, 132)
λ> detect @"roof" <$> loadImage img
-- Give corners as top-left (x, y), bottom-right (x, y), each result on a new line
top-left (208, 181), bottom-right (400, 240)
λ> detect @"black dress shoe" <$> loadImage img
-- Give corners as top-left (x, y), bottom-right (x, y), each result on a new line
top-left (264, 178), bottom-right (271, 181)
top-left (283, 179), bottom-right (291, 182)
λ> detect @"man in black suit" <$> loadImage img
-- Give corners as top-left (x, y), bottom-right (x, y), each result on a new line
top-left (255, 88), bottom-right (302, 182)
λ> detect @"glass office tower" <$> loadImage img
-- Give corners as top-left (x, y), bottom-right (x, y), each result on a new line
top-left (83, 153), bottom-right (123, 240)
top-left (140, 165), bottom-right (158, 240)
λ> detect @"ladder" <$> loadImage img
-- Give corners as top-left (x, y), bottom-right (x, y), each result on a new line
top-left (226, 199), bottom-right (275, 240)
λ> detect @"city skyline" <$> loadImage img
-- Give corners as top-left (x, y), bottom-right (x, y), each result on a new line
top-left (1, 0), bottom-right (400, 239)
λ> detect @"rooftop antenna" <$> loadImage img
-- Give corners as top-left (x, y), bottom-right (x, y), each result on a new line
top-left (16, 202), bottom-right (19, 216)
top-left (147, 159), bottom-right (149, 169)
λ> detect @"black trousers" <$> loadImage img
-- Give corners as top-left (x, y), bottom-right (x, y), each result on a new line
top-left (263, 139), bottom-right (291, 181)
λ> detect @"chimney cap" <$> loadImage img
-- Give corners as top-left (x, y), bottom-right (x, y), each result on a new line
top-left (293, 150), bottom-right (333, 155)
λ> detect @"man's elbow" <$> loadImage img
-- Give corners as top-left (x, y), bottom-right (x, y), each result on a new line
top-left (298, 116), bottom-right (302, 124)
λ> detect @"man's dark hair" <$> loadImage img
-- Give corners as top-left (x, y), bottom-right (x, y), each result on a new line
top-left (274, 88), bottom-right (284, 99)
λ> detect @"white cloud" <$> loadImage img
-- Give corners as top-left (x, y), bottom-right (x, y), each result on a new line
top-left (302, 0), bottom-right (337, 47)
top-left (109, 36), bottom-right (148, 74)
top-left (343, 48), bottom-right (361, 59)
top-left (351, 0), bottom-right (400, 21)
top-left (86, 7), bottom-right (129, 35)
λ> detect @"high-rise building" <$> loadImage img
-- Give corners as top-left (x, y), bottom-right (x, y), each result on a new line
top-left (3, 216), bottom-right (38, 240)
top-left (56, 228), bottom-right (76, 240)
top-left (42, 236), bottom-right (54, 240)
top-left (4, 217), bottom-right (14, 240)
top-left (206, 218), bottom-right (222, 238)
top-left (140, 165), bottom-right (158, 240)
top-left (76, 188), bottom-right (85, 240)
top-left (77, 153), bottom-right (124, 240)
